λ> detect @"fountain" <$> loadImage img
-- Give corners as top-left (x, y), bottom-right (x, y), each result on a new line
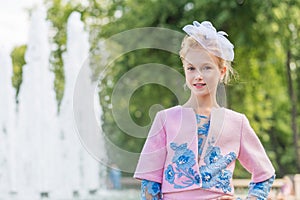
top-left (57, 11), bottom-right (102, 198)
top-left (16, 5), bottom-right (59, 198)
top-left (0, 45), bottom-right (17, 196)
top-left (0, 4), bottom-right (140, 199)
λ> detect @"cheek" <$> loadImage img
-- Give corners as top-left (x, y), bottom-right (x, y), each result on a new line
top-left (185, 75), bottom-right (192, 84)
top-left (184, 71), bottom-right (192, 80)
top-left (207, 71), bottom-right (221, 80)
top-left (186, 74), bottom-right (195, 82)
top-left (185, 75), bottom-right (194, 88)
top-left (203, 74), bottom-right (220, 85)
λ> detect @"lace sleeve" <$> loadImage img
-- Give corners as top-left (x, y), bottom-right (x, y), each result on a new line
top-left (141, 179), bottom-right (162, 200)
top-left (247, 175), bottom-right (275, 200)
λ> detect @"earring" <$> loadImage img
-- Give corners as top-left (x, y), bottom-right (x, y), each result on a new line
top-left (183, 83), bottom-right (189, 91)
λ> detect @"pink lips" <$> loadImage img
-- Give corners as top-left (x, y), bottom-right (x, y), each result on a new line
top-left (193, 83), bottom-right (206, 89)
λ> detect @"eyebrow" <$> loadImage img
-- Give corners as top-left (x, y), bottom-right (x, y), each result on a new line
top-left (181, 55), bottom-right (217, 66)
top-left (183, 61), bottom-right (216, 66)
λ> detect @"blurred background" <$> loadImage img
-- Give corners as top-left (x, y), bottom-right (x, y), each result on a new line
top-left (0, 0), bottom-right (300, 199)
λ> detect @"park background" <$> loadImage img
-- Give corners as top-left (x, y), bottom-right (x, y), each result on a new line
top-left (1, 0), bottom-right (300, 199)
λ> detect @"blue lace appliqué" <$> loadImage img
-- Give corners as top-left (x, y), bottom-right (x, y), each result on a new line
top-left (198, 138), bottom-right (204, 156)
top-left (248, 175), bottom-right (275, 200)
top-left (164, 142), bottom-right (200, 189)
top-left (196, 114), bottom-right (210, 156)
top-left (199, 144), bottom-right (237, 193)
top-left (196, 114), bottom-right (210, 136)
top-left (141, 179), bottom-right (162, 200)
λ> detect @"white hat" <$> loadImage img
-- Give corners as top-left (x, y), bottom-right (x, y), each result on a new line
top-left (183, 21), bottom-right (234, 61)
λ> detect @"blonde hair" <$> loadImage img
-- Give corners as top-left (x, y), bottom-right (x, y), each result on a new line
top-left (179, 35), bottom-right (235, 84)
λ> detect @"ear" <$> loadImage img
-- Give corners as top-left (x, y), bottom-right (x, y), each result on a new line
top-left (220, 66), bottom-right (227, 80)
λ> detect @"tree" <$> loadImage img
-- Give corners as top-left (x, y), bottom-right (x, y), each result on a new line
top-left (45, 0), bottom-right (80, 110)
top-left (44, 0), bottom-right (300, 176)
top-left (10, 45), bottom-right (27, 102)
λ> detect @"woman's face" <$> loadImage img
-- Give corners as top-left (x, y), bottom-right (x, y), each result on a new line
top-left (182, 47), bottom-right (226, 98)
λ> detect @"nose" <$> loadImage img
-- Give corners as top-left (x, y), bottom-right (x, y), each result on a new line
top-left (195, 69), bottom-right (203, 80)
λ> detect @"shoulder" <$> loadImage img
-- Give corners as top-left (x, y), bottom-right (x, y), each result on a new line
top-left (157, 105), bottom-right (182, 116)
top-left (154, 105), bottom-right (184, 123)
top-left (223, 107), bottom-right (244, 116)
top-left (223, 107), bottom-right (246, 123)
top-left (223, 108), bottom-right (256, 130)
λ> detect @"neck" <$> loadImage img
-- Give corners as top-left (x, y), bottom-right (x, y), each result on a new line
top-left (183, 93), bottom-right (219, 114)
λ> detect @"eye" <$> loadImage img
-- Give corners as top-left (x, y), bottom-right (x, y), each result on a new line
top-left (202, 66), bottom-right (212, 71)
top-left (186, 65), bottom-right (195, 71)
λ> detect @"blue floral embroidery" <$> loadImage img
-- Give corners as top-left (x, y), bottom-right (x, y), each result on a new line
top-left (248, 175), bottom-right (275, 200)
top-left (198, 138), bottom-right (204, 155)
top-left (171, 143), bottom-right (196, 170)
top-left (166, 139), bottom-right (236, 192)
top-left (196, 114), bottom-right (210, 136)
top-left (141, 179), bottom-right (162, 200)
top-left (198, 122), bottom-right (210, 136)
top-left (148, 182), bottom-right (161, 196)
top-left (196, 114), bottom-right (207, 123)
top-left (205, 146), bottom-right (222, 164)
top-left (165, 143), bottom-right (200, 188)
top-left (196, 114), bottom-right (210, 156)
top-left (199, 144), bottom-right (237, 193)
top-left (165, 165), bottom-right (175, 184)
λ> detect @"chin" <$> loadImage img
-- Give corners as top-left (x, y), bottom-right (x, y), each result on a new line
top-left (191, 91), bottom-right (211, 98)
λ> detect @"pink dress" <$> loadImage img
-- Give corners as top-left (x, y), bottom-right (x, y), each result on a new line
top-left (134, 106), bottom-right (275, 199)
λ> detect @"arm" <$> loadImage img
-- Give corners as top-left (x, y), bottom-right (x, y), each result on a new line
top-left (247, 175), bottom-right (275, 200)
top-left (141, 179), bottom-right (162, 200)
top-left (238, 115), bottom-right (276, 198)
top-left (134, 111), bottom-right (167, 184)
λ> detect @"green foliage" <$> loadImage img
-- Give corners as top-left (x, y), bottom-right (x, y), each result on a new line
top-left (99, 49), bottom-right (185, 155)
top-left (10, 45), bottom-right (27, 100)
top-left (45, 0), bottom-right (80, 110)
top-left (43, 0), bottom-right (300, 177)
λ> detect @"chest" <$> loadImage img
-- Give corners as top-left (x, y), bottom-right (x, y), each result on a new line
top-left (164, 110), bottom-right (241, 165)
